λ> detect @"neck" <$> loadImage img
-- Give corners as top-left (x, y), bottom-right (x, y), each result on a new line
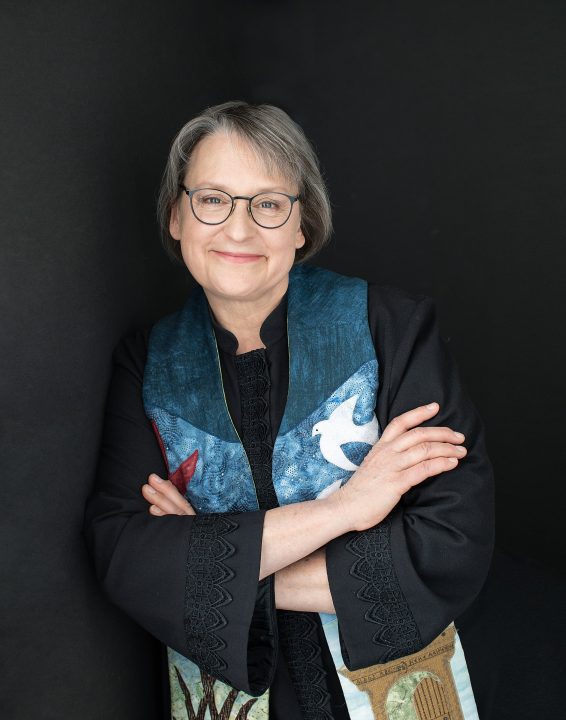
top-left (205, 282), bottom-right (288, 355)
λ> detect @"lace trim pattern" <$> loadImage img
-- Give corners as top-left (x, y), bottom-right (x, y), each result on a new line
top-left (184, 514), bottom-right (238, 675)
top-left (235, 349), bottom-right (279, 510)
top-left (278, 612), bottom-right (334, 720)
top-left (235, 350), bottom-right (333, 715)
top-left (345, 518), bottom-right (422, 661)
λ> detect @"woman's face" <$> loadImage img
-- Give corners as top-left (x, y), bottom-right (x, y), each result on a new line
top-left (170, 131), bottom-right (305, 307)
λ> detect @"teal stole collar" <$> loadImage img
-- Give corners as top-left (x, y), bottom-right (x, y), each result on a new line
top-left (143, 264), bottom-right (378, 515)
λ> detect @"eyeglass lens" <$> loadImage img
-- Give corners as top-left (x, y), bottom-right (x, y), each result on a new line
top-left (190, 189), bottom-right (293, 227)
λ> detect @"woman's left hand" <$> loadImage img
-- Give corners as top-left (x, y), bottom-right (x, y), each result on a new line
top-left (141, 474), bottom-right (196, 516)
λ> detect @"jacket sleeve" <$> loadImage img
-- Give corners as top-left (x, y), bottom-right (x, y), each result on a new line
top-left (325, 285), bottom-right (495, 670)
top-left (82, 330), bottom-right (275, 695)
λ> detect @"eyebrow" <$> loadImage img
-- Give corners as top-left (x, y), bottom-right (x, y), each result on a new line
top-left (191, 181), bottom-right (294, 194)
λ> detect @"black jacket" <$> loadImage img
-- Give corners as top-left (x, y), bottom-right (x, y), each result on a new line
top-left (83, 281), bottom-right (495, 718)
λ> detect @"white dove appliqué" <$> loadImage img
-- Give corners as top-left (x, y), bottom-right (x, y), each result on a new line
top-left (311, 393), bottom-right (380, 474)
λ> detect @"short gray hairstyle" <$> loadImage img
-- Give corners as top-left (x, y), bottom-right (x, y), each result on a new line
top-left (157, 101), bottom-right (332, 264)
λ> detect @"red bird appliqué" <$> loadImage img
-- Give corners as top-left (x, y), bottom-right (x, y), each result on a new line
top-left (150, 419), bottom-right (198, 496)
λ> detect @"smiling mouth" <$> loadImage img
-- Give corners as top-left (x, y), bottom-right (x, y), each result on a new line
top-left (212, 250), bottom-right (264, 262)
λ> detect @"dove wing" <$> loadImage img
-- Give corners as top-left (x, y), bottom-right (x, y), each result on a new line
top-left (351, 414), bottom-right (380, 445)
top-left (320, 434), bottom-right (359, 472)
top-left (327, 394), bottom-right (359, 424)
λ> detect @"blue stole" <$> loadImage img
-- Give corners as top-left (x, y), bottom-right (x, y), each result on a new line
top-left (142, 264), bottom-right (478, 719)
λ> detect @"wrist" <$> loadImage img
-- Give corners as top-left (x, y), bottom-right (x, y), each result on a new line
top-left (321, 486), bottom-right (356, 535)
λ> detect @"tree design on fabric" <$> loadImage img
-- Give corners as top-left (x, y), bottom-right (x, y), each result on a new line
top-left (173, 666), bottom-right (258, 720)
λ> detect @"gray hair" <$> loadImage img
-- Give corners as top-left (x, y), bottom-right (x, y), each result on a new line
top-left (157, 101), bottom-right (332, 264)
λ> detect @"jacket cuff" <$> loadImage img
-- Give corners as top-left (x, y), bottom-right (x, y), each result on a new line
top-left (325, 510), bottom-right (422, 670)
top-left (184, 510), bottom-right (276, 694)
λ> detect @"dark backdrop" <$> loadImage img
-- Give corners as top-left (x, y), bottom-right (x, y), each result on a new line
top-left (1, 1), bottom-right (565, 718)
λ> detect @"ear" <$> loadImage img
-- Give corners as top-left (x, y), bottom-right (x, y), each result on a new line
top-left (169, 200), bottom-right (181, 241)
top-left (295, 225), bottom-right (306, 249)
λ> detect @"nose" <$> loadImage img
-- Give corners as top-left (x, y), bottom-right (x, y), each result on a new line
top-left (223, 198), bottom-right (256, 240)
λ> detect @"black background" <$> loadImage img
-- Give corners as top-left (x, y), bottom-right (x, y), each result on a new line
top-left (1, 1), bottom-right (565, 718)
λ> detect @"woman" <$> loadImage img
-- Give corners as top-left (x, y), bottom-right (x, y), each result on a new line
top-left (83, 101), bottom-right (494, 720)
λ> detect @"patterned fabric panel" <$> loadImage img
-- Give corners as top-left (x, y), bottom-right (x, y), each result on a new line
top-left (320, 616), bottom-right (479, 720)
top-left (147, 408), bottom-right (258, 513)
top-left (150, 357), bottom-right (379, 516)
top-left (167, 646), bottom-right (269, 720)
top-left (273, 358), bottom-right (379, 505)
top-left (280, 265), bottom-right (375, 435)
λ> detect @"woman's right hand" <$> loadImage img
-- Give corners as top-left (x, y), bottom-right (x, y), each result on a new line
top-left (333, 402), bottom-right (467, 532)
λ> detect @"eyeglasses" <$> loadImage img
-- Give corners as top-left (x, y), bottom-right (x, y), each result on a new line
top-left (178, 185), bottom-right (300, 229)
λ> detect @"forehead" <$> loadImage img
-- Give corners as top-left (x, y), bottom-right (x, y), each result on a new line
top-left (186, 131), bottom-right (295, 191)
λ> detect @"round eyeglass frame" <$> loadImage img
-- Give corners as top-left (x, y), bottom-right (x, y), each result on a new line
top-left (178, 185), bottom-right (301, 229)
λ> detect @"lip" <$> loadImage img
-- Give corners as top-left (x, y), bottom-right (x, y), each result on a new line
top-left (212, 250), bottom-right (264, 263)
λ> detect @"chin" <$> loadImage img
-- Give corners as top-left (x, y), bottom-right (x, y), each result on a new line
top-left (207, 273), bottom-right (267, 300)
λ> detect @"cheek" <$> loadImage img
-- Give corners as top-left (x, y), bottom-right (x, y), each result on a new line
top-left (274, 226), bottom-right (301, 248)
top-left (180, 217), bottom-right (212, 248)
top-left (179, 227), bottom-right (217, 272)
top-left (179, 244), bottom-right (207, 283)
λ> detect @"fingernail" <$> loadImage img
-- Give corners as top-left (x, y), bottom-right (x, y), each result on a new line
top-left (456, 446), bottom-right (466, 454)
top-left (151, 474), bottom-right (163, 483)
top-left (426, 402), bottom-right (438, 409)
top-left (448, 457), bottom-right (458, 464)
top-left (146, 485), bottom-right (156, 494)
top-left (454, 432), bottom-right (465, 439)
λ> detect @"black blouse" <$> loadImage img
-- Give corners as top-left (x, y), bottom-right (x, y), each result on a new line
top-left (83, 281), bottom-right (495, 719)
top-left (209, 293), bottom-right (349, 719)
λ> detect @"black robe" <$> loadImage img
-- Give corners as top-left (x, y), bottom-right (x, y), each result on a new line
top-left (83, 280), bottom-right (495, 718)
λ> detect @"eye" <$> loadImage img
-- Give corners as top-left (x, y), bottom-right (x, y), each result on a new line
top-left (193, 190), bottom-right (231, 206)
top-left (202, 194), bottom-right (228, 205)
top-left (252, 194), bottom-right (286, 212)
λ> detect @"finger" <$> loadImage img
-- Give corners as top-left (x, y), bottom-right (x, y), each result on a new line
top-left (142, 484), bottom-right (184, 515)
top-left (143, 480), bottom-right (195, 516)
top-left (392, 426), bottom-right (465, 452)
top-left (402, 456), bottom-right (460, 490)
top-left (380, 403), bottom-right (440, 443)
top-left (396, 441), bottom-right (467, 471)
top-left (148, 474), bottom-right (194, 514)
